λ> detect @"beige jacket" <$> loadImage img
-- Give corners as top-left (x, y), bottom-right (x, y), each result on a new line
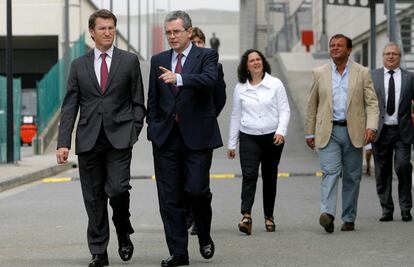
top-left (305, 61), bottom-right (379, 149)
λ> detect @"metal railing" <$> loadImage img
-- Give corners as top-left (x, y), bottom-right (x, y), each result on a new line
top-left (0, 76), bottom-right (21, 163)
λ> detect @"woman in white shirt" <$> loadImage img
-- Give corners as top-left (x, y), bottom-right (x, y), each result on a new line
top-left (227, 49), bottom-right (290, 235)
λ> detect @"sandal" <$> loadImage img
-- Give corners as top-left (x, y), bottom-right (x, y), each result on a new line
top-left (238, 215), bottom-right (252, 235)
top-left (265, 216), bottom-right (276, 232)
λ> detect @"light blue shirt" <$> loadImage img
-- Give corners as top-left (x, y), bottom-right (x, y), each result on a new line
top-left (331, 61), bottom-right (349, 121)
top-left (171, 42), bottom-right (193, 86)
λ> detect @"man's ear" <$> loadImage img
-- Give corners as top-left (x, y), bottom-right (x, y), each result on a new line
top-left (89, 28), bottom-right (95, 41)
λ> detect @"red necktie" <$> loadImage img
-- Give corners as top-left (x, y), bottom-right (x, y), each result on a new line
top-left (173, 53), bottom-right (183, 121)
top-left (175, 53), bottom-right (183, 74)
top-left (100, 53), bottom-right (108, 93)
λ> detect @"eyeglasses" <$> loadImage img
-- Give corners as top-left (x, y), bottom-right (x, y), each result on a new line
top-left (165, 29), bottom-right (187, 37)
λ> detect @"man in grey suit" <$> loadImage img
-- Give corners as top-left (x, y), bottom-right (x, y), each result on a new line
top-left (56, 9), bottom-right (145, 267)
top-left (371, 42), bottom-right (414, 222)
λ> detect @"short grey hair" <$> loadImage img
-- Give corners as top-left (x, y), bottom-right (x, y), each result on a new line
top-left (383, 42), bottom-right (401, 55)
top-left (164, 10), bottom-right (192, 29)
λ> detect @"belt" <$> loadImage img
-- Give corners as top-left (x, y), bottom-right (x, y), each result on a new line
top-left (332, 120), bottom-right (347, 126)
top-left (383, 124), bottom-right (398, 128)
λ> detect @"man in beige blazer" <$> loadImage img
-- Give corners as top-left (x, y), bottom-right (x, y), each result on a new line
top-left (305, 34), bottom-right (379, 233)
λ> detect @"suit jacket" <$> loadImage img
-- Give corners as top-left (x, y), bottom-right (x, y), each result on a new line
top-left (305, 60), bottom-right (379, 148)
top-left (371, 67), bottom-right (414, 144)
top-left (147, 45), bottom-right (223, 150)
top-left (57, 47), bottom-right (146, 154)
top-left (214, 63), bottom-right (226, 117)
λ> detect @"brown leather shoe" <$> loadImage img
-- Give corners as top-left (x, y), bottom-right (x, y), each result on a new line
top-left (319, 213), bottom-right (334, 233)
top-left (340, 222), bottom-right (355, 231)
top-left (238, 215), bottom-right (252, 235)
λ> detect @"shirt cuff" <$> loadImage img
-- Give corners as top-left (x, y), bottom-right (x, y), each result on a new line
top-left (176, 74), bottom-right (183, 86)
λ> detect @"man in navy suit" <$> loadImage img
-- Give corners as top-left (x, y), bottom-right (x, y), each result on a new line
top-left (147, 10), bottom-right (222, 267)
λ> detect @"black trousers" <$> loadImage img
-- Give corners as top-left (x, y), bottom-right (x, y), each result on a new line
top-left (152, 124), bottom-right (213, 256)
top-left (239, 132), bottom-right (284, 218)
top-left (77, 128), bottom-right (134, 255)
top-left (372, 125), bottom-right (413, 214)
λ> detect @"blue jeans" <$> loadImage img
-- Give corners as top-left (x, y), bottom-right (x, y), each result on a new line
top-left (319, 125), bottom-right (363, 223)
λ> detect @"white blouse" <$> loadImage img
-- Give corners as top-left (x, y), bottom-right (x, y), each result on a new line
top-left (227, 72), bottom-right (291, 150)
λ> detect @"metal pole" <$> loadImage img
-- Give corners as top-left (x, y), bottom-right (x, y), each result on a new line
top-left (265, 0), bottom-right (271, 57)
top-left (6, 0), bottom-right (14, 162)
top-left (64, 0), bottom-right (70, 70)
top-left (147, 0), bottom-right (150, 60)
top-left (152, 0), bottom-right (156, 55)
top-left (370, 0), bottom-right (376, 69)
top-left (320, 0), bottom-right (328, 51)
top-left (127, 0), bottom-right (130, 52)
top-left (138, 0), bottom-right (141, 55)
top-left (283, 3), bottom-right (290, 52)
top-left (110, 0), bottom-right (113, 12)
top-left (386, 0), bottom-right (397, 42)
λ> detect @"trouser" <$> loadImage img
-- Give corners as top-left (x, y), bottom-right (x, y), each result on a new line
top-left (239, 132), bottom-right (284, 218)
top-left (372, 125), bottom-right (412, 214)
top-left (77, 128), bottom-right (134, 254)
top-left (153, 124), bottom-right (213, 256)
top-left (319, 125), bottom-right (362, 223)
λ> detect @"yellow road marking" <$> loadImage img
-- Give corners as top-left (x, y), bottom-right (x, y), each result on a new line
top-left (42, 177), bottom-right (72, 183)
top-left (210, 174), bottom-right (235, 179)
top-left (277, 173), bottom-right (290, 177)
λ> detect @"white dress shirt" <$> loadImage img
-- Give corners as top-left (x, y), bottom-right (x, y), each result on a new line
top-left (94, 46), bottom-right (114, 87)
top-left (383, 67), bottom-right (401, 125)
top-left (228, 72), bottom-right (291, 150)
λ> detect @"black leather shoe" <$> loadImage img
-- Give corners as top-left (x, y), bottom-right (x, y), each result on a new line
top-left (200, 239), bottom-right (215, 259)
top-left (379, 213), bottom-right (393, 222)
top-left (319, 213), bottom-right (334, 233)
top-left (118, 233), bottom-right (134, 261)
top-left (340, 222), bottom-right (355, 231)
top-left (160, 255), bottom-right (189, 267)
top-left (402, 211), bottom-right (412, 222)
top-left (88, 253), bottom-right (108, 267)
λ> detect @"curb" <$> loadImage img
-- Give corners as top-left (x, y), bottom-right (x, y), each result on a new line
top-left (0, 161), bottom-right (77, 193)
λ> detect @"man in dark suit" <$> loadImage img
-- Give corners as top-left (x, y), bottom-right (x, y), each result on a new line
top-left (371, 42), bottom-right (414, 222)
top-left (147, 10), bottom-right (222, 267)
top-left (56, 9), bottom-right (145, 267)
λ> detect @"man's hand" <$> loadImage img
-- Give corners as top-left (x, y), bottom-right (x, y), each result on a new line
top-left (306, 137), bottom-right (315, 150)
top-left (227, 149), bottom-right (236, 159)
top-left (158, 66), bottom-right (177, 84)
top-left (273, 134), bottom-right (284, 146)
top-left (364, 128), bottom-right (376, 145)
top-left (56, 147), bottom-right (69, 164)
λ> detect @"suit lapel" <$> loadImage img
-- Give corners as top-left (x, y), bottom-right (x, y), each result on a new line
top-left (399, 69), bottom-right (408, 105)
top-left (182, 45), bottom-right (200, 74)
top-left (346, 61), bottom-right (358, 109)
top-left (324, 64), bottom-right (333, 112)
top-left (377, 68), bottom-right (385, 104)
top-left (104, 47), bottom-right (122, 93)
top-left (85, 50), bottom-right (101, 93)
